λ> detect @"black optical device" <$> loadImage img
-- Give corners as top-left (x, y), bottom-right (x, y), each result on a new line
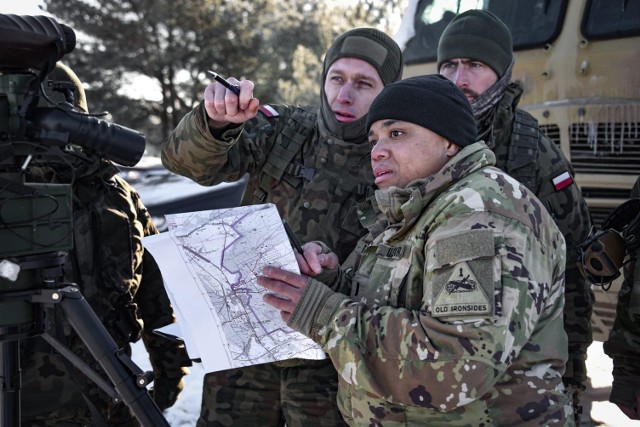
top-left (0, 15), bottom-right (146, 168)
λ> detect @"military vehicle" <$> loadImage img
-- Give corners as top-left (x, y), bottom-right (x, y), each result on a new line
top-left (396, 0), bottom-right (640, 341)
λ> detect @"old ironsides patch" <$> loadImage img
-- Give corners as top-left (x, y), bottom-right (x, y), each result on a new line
top-left (433, 261), bottom-right (491, 317)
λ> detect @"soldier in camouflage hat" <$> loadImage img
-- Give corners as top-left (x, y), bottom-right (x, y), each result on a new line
top-left (437, 9), bottom-right (593, 423)
top-left (161, 27), bottom-right (403, 426)
top-left (18, 62), bottom-right (191, 426)
top-left (257, 74), bottom-right (574, 426)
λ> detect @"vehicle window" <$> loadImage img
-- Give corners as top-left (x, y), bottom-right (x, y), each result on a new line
top-left (403, 0), bottom-right (465, 65)
top-left (403, 0), bottom-right (568, 65)
top-left (487, 0), bottom-right (568, 50)
top-left (582, 0), bottom-right (640, 40)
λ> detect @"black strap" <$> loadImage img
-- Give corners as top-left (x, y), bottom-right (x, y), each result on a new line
top-left (0, 175), bottom-right (39, 196)
top-left (604, 198), bottom-right (640, 250)
top-left (506, 110), bottom-right (540, 191)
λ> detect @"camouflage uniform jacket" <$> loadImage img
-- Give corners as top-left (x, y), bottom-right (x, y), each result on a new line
top-left (489, 83), bottom-right (593, 385)
top-left (603, 175), bottom-right (640, 410)
top-left (20, 159), bottom-right (190, 425)
top-left (161, 102), bottom-right (373, 262)
top-left (288, 142), bottom-right (574, 426)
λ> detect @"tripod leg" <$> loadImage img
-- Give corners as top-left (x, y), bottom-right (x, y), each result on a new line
top-left (40, 333), bottom-right (119, 400)
top-left (55, 286), bottom-right (169, 427)
top-left (0, 332), bottom-right (20, 427)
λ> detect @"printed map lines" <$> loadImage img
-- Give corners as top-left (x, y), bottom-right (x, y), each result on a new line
top-left (149, 204), bottom-right (325, 372)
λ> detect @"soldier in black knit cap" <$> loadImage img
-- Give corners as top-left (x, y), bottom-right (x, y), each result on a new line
top-left (256, 74), bottom-right (573, 426)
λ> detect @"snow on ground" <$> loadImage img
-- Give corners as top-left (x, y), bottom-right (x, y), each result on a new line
top-left (131, 340), bottom-right (639, 426)
top-left (130, 343), bottom-right (204, 426)
top-left (583, 341), bottom-right (640, 427)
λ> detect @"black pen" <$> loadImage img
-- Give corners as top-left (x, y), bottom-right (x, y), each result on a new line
top-left (282, 219), bottom-right (304, 255)
top-left (207, 70), bottom-right (241, 95)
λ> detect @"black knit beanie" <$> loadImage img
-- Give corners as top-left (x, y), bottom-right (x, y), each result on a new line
top-left (366, 74), bottom-right (477, 148)
top-left (437, 9), bottom-right (513, 78)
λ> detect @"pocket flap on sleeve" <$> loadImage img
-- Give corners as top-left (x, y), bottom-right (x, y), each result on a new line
top-left (434, 229), bottom-right (495, 268)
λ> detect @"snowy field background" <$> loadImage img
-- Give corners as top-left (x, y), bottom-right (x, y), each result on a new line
top-left (131, 340), bottom-right (640, 427)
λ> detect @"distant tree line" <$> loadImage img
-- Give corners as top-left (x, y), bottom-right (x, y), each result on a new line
top-left (41, 0), bottom-right (407, 154)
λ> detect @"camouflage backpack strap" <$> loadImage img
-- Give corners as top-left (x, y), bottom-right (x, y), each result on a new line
top-left (506, 109), bottom-right (540, 191)
top-left (253, 107), bottom-right (316, 203)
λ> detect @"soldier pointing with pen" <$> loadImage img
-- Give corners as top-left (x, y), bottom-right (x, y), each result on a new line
top-left (162, 28), bottom-right (403, 427)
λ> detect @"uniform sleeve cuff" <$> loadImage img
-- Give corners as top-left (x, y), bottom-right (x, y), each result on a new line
top-left (287, 277), bottom-right (347, 339)
top-left (194, 102), bottom-right (243, 142)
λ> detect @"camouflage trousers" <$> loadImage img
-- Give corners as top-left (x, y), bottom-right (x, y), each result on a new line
top-left (564, 381), bottom-right (585, 427)
top-left (196, 358), bottom-right (347, 427)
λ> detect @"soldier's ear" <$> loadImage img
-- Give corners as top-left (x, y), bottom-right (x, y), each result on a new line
top-left (445, 139), bottom-right (460, 157)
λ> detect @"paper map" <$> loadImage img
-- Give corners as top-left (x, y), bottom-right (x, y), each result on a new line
top-left (143, 204), bottom-right (325, 373)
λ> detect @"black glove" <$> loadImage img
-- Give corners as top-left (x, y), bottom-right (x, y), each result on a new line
top-left (151, 374), bottom-right (185, 411)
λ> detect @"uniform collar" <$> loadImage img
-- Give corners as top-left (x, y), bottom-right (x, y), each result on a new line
top-left (371, 142), bottom-right (496, 234)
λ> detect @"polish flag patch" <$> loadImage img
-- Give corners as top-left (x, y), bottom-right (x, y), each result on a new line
top-left (552, 171), bottom-right (574, 191)
top-left (258, 104), bottom-right (279, 117)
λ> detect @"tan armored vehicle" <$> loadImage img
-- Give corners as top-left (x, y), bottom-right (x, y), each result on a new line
top-left (397, 0), bottom-right (640, 341)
